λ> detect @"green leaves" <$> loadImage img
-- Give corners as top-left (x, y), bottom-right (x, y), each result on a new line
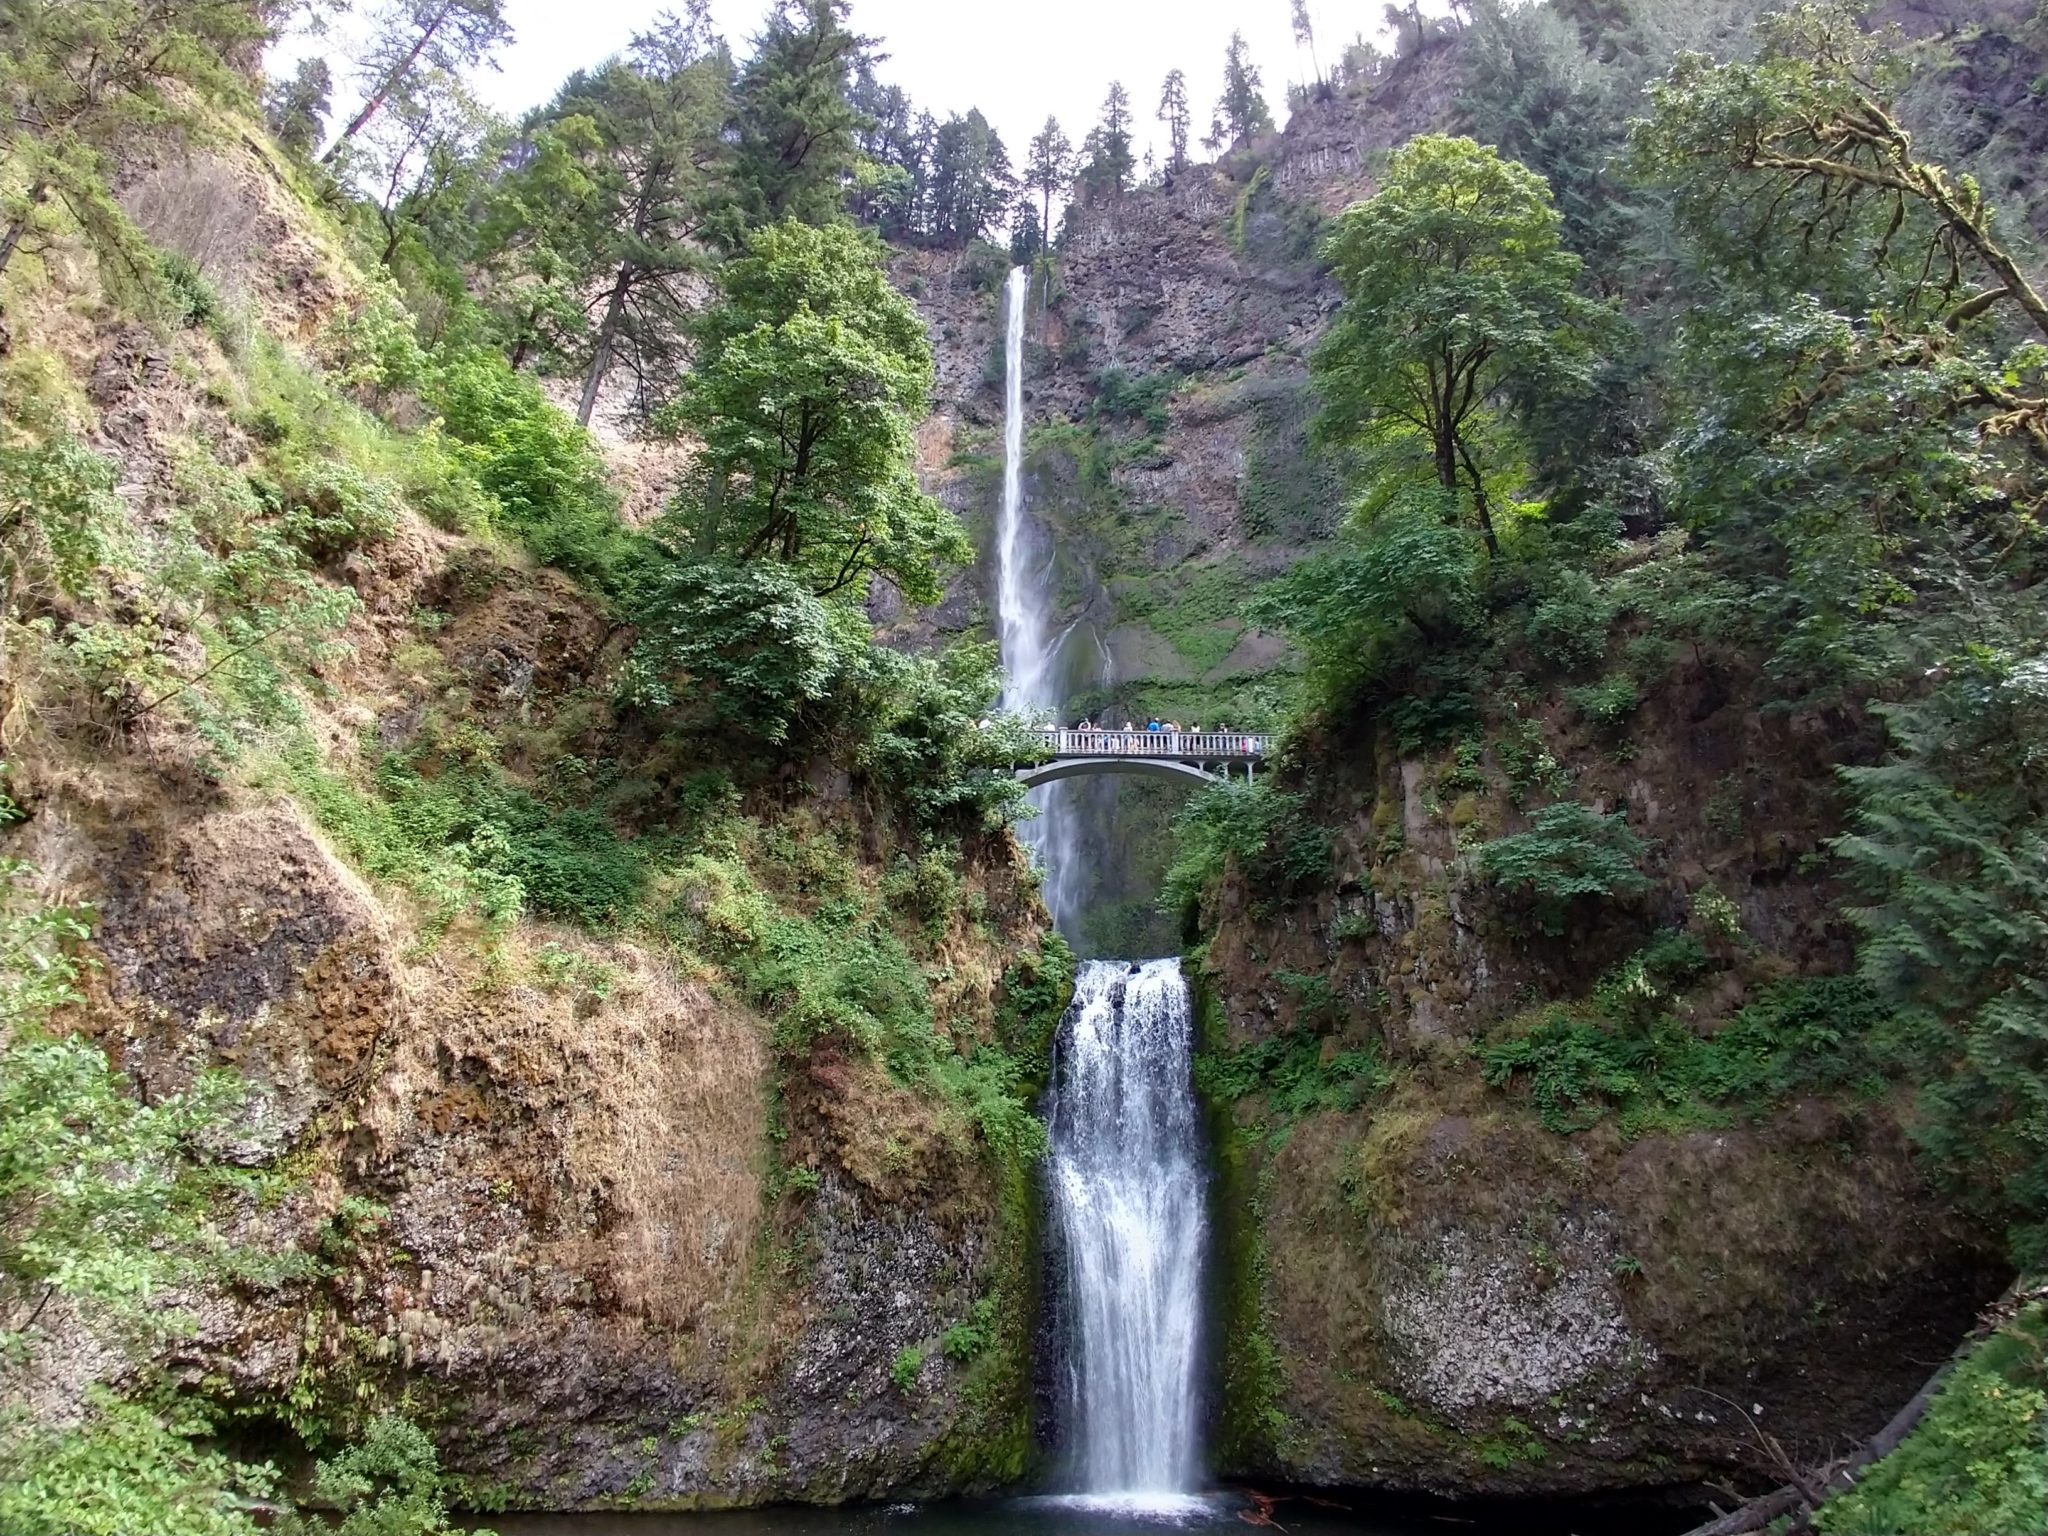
top-left (1475, 801), bottom-right (1653, 933)
top-left (1314, 134), bottom-right (1605, 556)
top-left (672, 218), bottom-right (966, 603)
top-left (623, 561), bottom-right (862, 743)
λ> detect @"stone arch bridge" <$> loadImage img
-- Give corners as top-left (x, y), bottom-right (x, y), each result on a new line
top-left (1015, 730), bottom-right (1271, 790)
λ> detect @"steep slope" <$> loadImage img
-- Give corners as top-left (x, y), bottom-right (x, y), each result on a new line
top-left (1, 113), bottom-right (1064, 1509)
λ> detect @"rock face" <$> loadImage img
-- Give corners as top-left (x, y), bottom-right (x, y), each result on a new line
top-left (1192, 668), bottom-right (2004, 1494)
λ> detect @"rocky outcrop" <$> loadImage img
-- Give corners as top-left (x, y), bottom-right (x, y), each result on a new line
top-left (1194, 664), bottom-right (2006, 1494)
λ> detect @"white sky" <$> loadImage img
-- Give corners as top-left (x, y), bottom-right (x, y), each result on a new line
top-left (283, 0), bottom-right (1398, 171)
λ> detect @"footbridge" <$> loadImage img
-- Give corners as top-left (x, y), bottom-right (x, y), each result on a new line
top-left (1016, 730), bottom-right (1272, 790)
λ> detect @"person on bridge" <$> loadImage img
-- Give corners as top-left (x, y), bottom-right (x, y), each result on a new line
top-left (1147, 718), bottom-right (1162, 732)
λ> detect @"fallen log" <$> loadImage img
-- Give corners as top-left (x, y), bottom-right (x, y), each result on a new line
top-left (1675, 1279), bottom-right (2043, 1536)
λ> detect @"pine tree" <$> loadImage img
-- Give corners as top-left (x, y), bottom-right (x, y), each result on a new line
top-left (322, 0), bottom-right (512, 165)
top-left (265, 57), bottom-right (332, 157)
top-left (1157, 68), bottom-right (1190, 175)
top-left (1023, 114), bottom-right (1073, 253)
top-left (1292, 0), bottom-right (1325, 94)
top-left (720, 0), bottom-right (870, 239)
top-left (536, 6), bottom-right (734, 423)
top-left (1205, 31), bottom-right (1274, 152)
top-left (927, 109), bottom-right (1012, 246)
top-left (1078, 81), bottom-right (1135, 202)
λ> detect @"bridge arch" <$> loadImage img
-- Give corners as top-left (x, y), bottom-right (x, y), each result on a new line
top-left (1016, 756), bottom-right (1220, 790)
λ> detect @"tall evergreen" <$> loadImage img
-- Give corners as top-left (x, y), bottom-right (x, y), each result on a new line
top-left (720, 0), bottom-right (870, 239)
top-left (539, 7), bottom-right (734, 423)
top-left (1078, 81), bottom-right (1135, 203)
top-left (1023, 114), bottom-right (1073, 254)
top-left (1206, 30), bottom-right (1274, 151)
top-left (1157, 68), bottom-right (1190, 175)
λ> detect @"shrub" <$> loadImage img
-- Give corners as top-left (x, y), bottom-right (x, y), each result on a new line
top-left (1816, 1308), bottom-right (2047, 1536)
top-left (1161, 781), bottom-right (1331, 930)
top-left (622, 562), bottom-right (861, 746)
top-left (1566, 673), bottom-right (1641, 729)
top-left (1476, 801), bottom-right (1653, 932)
top-left (286, 1414), bottom-right (488, 1536)
top-left (1198, 1028), bottom-right (1390, 1124)
top-left (1523, 567), bottom-right (1615, 672)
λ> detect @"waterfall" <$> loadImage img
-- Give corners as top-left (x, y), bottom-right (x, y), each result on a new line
top-left (1046, 960), bottom-right (1209, 1504)
top-left (995, 268), bottom-right (1208, 1505)
top-left (995, 265), bottom-right (1082, 931)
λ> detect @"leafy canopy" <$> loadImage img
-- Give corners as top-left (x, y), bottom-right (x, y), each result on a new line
top-left (669, 217), bottom-right (967, 602)
top-left (1314, 134), bottom-right (1602, 555)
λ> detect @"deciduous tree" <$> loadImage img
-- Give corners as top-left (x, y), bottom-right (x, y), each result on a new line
top-left (1313, 134), bottom-right (1600, 556)
top-left (670, 219), bottom-right (968, 602)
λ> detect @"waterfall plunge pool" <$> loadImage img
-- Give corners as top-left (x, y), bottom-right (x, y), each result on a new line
top-left (477, 1486), bottom-right (1708, 1536)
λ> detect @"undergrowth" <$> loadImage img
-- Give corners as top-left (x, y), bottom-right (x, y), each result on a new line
top-left (1479, 931), bottom-right (1896, 1135)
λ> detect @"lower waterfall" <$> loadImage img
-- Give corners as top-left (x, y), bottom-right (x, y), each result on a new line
top-left (1045, 959), bottom-right (1209, 1503)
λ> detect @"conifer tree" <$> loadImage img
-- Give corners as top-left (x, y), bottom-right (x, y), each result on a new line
top-left (1079, 81), bottom-right (1135, 201)
top-left (1023, 114), bottom-right (1073, 253)
top-left (720, 0), bottom-right (870, 238)
top-left (322, 0), bottom-right (512, 164)
top-left (1292, 0), bottom-right (1324, 93)
top-left (538, 7), bottom-right (734, 423)
top-left (1157, 68), bottom-right (1190, 174)
top-left (1205, 31), bottom-right (1274, 152)
top-left (265, 57), bottom-right (332, 157)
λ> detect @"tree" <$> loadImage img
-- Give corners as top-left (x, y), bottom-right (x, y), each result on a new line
top-left (670, 219), bottom-right (969, 602)
top-left (0, 0), bottom-right (261, 279)
top-left (1312, 134), bottom-right (1599, 556)
top-left (1023, 114), bottom-right (1073, 254)
top-left (1206, 31), bottom-right (1274, 152)
top-left (1292, 0), bottom-right (1324, 94)
top-left (1078, 81), bottom-right (1135, 203)
top-left (1157, 69), bottom-right (1190, 175)
top-left (264, 56), bottom-right (332, 156)
top-left (471, 114), bottom-right (606, 370)
top-left (926, 109), bottom-right (1012, 246)
top-left (322, 0), bottom-right (511, 164)
top-left (537, 7), bottom-right (733, 423)
top-left (720, 0), bottom-right (870, 239)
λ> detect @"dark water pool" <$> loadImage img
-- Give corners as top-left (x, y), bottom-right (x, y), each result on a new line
top-left (478, 1487), bottom-right (1705, 1536)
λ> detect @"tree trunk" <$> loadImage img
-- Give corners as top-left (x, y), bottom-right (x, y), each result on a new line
top-left (0, 180), bottom-right (50, 278)
top-left (578, 266), bottom-right (632, 427)
top-left (323, 4), bottom-right (453, 162)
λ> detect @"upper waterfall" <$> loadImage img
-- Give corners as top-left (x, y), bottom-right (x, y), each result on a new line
top-left (995, 266), bottom-right (1084, 931)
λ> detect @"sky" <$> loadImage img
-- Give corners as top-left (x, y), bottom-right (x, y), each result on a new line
top-left (284, 0), bottom-right (1393, 172)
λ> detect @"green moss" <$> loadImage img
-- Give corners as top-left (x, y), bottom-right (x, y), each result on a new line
top-left (1192, 973), bottom-right (1295, 1470)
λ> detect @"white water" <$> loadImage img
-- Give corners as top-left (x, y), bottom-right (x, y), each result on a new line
top-left (1046, 960), bottom-right (1209, 1499)
top-left (995, 266), bottom-right (1083, 930)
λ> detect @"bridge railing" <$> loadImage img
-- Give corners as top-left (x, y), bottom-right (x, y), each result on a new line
top-left (1031, 729), bottom-right (1271, 759)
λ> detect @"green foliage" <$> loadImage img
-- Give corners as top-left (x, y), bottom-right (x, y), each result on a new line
top-left (1566, 673), bottom-right (1640, 730)
top-left (423, 352), bottom-right (646, 594)
top-left (668, 218), bottom-right (967, 602)
top-left (1247, 492), bottom-right (1483, 712)
top-left (891, 1345), bottom-right (924, 1393)
top-left (1314, 134), bottom-right (1606, 558)
top-left (1476, 801), bottom-right (1652, 933)
top-left (940, 1297), bottom-right (1000, 1363)
top-left (0, 0), bottom-right (260, 291)
top-left (1161, 781), bottom-right (1331, 932)
top-left (1835, 654), bottom-right (2048, 1262)
top-left (284, 1413), bottom-right (487, 1536)
top-left (623, 561), bottom-right (863, 745)
top-left (1817, 1306), bottom-right (2047, 1536)
top-left (996, 930), bottom-right (1076, 1059)
top-left (1481, 944), bottom-right (1893, 1134)
top-left (0, 1391), bottom-right (269, 1536)
top-left (1091, 367), bottom-right (1176, 435)
top-left (279, 728), bottom-right (644, 938)
top-left (1197, 1028), bottom-right (1389, 1126)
